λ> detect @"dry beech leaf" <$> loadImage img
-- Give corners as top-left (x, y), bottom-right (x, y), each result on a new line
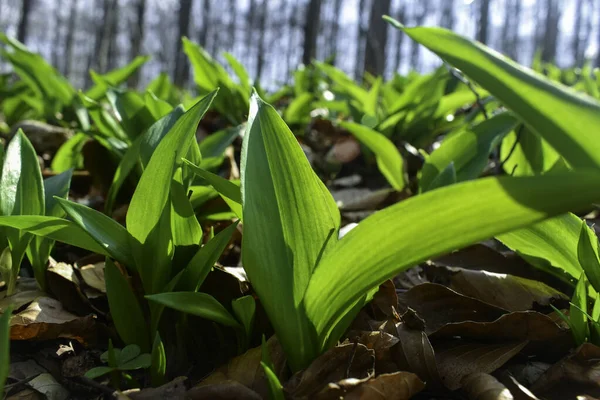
top-left (9, 296), bottom-right (96, 342)
top-left (9, 360), bottom-right (46, 382)
top-left (26, 372), bottom-right (69, 400)
top-left (0, 278), bottom-right (43, 313)
top-left (344, 371), bottom-right (425, 400)
top-left (397, 283), bottom-right (506, 334)
top-left (344, 330), bottom-right (400, 374)
top-left (46, 262), bottom-right (97, 315)
top-left (434, 340), bottom-right (528, 390)
top-left (530, 343), bottom-right (600, 400)
top-left (123, 376), bottom-right (187, 400)
top-left (78, 261), bottom-right (106, 293)
top-left (448, 269), bottom-right (568, 312)
top-left (7, 388), bottom-right (45, 400)
top-left (461, 373), bottom-right (515, 400)
top-left (393, 322), bottom-right (443, 389)
top-left (187, 380), bottom-right (263, 400)
top-left (193, 335), bottom-right (285, 399)
top-left (285, 343), bottom-right (375, 399)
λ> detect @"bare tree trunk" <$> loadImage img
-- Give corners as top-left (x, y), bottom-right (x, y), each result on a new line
top-left (440, 0), bottom-right (454, 29)
top-left (302, 0), bottom-right (322, 65)
top-left (198, 0), bottom-right (211, 47)
top-left (98, 0), bottom-right (118, 72)
top-left (228, 0), bottom-right (237, 51)
top-left (363, 0), bottom-right (391, 77)
top-left (410, 0), bottom-right (429, 70)
top-left (256, 0), bottom-right (268, 81)
top-left (64, 0), bottom-right (79, 78)
top-left (129, 0), bottom-right (146, 87)
top-left (328, 0), bottom-right (343, 65)
top-left (393, 3), bottom-right (405, 71)
top-left (476, 0), bottom-right (490, 45)
top-left (596, 0), bottom-right (600, 67)
top-left (354, 0), bottom-right (369, 79)
top-left (17, 0), bottom-right (33, 44)
top-left (174, 0), bottom-right (192, 87)
top-left (541, 0), bottom-right (560, 63)
top-left (51, 0), bottom-right (63, 71)
top-left (501, 0), bottom-right (521, 60)
top-left (106, 0), bottom-right (120, 70)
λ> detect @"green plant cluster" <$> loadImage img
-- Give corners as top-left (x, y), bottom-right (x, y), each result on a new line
top-left (2, 18), bottom-right (600, 396)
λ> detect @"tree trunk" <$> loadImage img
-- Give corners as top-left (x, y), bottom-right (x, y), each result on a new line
top-left (229, 0), bottom-right (237, 51)
top-left (329, 0), bottom-right (343, 65)
top-left (51, 0), bottom-right (63, 71)
top-left (302, 0), bottom-right (322, 65)
top-left (174, 0), bottom-right (192, 87)
top-left (363, 0), bottom-right (391, 77)
top-left (17, 0), bottom-right (33, 44)
top-left (256, 0), bottom-right (268, 81)
top-left (410, 0), bottom-right (429, 70)
top-left (198, 0), bottom-right (211, 48)
top-left (393, 3), bottom-right (405, 71)
top-left (440, 0), bottom-right (454, 29)
top-left (106, 0), bottom-right (120, 70)
top-left (476, 0), bottom-right (490, 45)
top-left (354, 0), bottom-right (369, 79)
top-left (541, 0), bottom-right (560, 63)
top-left (501, 0), bottom-right (521, 60)
top-left (64, 0), bottom-right (79, 78)
top-left (129, 0), bottom-right (146, 87)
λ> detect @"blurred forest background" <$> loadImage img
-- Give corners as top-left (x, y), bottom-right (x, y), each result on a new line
top-left (0, 0), bottom-right (598, 90)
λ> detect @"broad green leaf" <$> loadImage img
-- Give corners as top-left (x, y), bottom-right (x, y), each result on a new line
top-left (119, 354), bottom-right (151, 370)
top-left (261, 362), bottom-right (285, 400)
top-left (150, 332), bottom-right (166, 386)
top-left (305, 170), bottom-right (600, 351)
top-left (385, 19), bottom-right (600, 169)
top-left (224, 52), bottom-right (251, 93)
top-left (179, 221), bottom-right (239, 292)
top-left (84, 366), bottom-right (113, 379)
top-left (420, 113), bottom-right (519, 190)
top-left (424, 161), bottom-right (457, 192)
top-left (127, 91), bottom-right (217, 245)
top-left (0, 306), bottom-right (11, 397)
top-left (51, 133), bottom-right (88, 172)
top-left (0, 216), bottom-right (108, 255)
top-left (105, 259), bottom-right (150, 352)
top-left (241, 92), bottom-right (340, 371)
top-left (500, 126), bottom-right (562, 176)
top-left (570, 274), bottom-right (590, 345)
top-left (232, 295), bottom-right (256, 346)
top-left (578, 221), bottom-right (600, 293)
top-left (1, 130), bottom-right (44, 217)
top-left (85, 55), bottom-right (150, 100)
top-left (145, 292), bottom-right (240, 328)
top-left (183, 159), bottom-right (242, 218)
top-left (199, 125), bottom-right (243, 158)
top-left (497, 213), bottom-right (583, 283)
top-left (283, 93), bottom-right (313, 124)
top-left (340, 121), bottom-right (405, 191)
top-left (56, 198), bottom-right (137, 269)
top-left (170, 168), bottom-right (202, 247)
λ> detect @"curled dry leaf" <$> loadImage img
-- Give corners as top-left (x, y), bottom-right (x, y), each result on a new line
top-left (192, 335), bottom-right (285, 399)
top-left (434, 340), bottom-right (528, 390)
top-left (397, 283), bottom-right (506, 334)
top-left (9, 297), bottom-right (96, 342)
top-left (344, 330), bottom-right (400, 374)
top-left (0, 278), bottom-right (44, 313)
top-left (461, 373), bottom-right (515, 400)
top-left (317, 371), bottom-right (425, 400)
top-left (123, 376), bottom-right (187, 400)
top-left (447, 269), bottom-right (568, 312)
top-left (392, 322), bottom-right (443, 389)
top-left (26, 373), bottom-right (69, 400)
top-left (530, 343), bottom-right (600, 400)
top-left (78, 262), bottom-right (106, 293)
top-left (186, 380), bottom-right (262, 400)
top-left (285, 343), bottom-right (375, 399)
top-left (46, 262), bottom-right (97, 315)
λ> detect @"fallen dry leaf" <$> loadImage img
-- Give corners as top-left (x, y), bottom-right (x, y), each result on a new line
top-left (344, 371), bottom-right (425, 400)
top-left (447, 269), bottom-right (568, 312)
top-left (397, 283), bottom-right (506, 334)
top-left (193, 335), bottom-right (285, 399)
top-left (10, 296), bottom-right (97, 342)
top-left (77, 261), bottom-right (106, 293)
top-left (46, 262), bottom-right (97, 315)
top-left (7, 388), bottom-right (45, 400)
top-left (434, 340), bottom-right (528, 390)
top-left (123, 376), bottom-right (187, 400)
top-left (461, 373), bottom-right (515, 400)
top-left (0, 278), bottom-right (44, 313)
top-left (285, 342), bottom-right (375, 399)
top-left (187, 380), bottom-right (262, 400)
top-left (530, 343), bottom-right (600, 400)
top-left (26, 373), bottom-right (69, 400)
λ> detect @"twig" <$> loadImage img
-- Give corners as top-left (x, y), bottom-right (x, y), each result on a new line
top-left (345, 337), bottom-right (359, 379)
top-left (496, 124), bottom-right (524, 174)
top-left (444, 63), bottom-right (489, 120)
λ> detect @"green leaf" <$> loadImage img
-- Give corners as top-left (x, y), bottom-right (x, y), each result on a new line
top-left (384, 19), bottom-right (600, 170)
top-left (0, 306), bottom-right (12, 397)
top-left (145, 292), bottom-right (240, 328)
top-left (56, 198), bottom-right (137, 269)
top-left (119, 354), bottom-right (151, 370)
top-left (85, 55), bottom-right (150, 100)
top-left (423, 161), bottom-right (457, 192)
top-left (241, 92), bottom-right (340, 371)
top-left (578, 221), bottom-right (600, 293)
top-left (570, 274), bottom-right (590, 345)
top-left (232, 295), bottom-right (256, 344)
top-left (261, 362), bottom-right (285, 400)
top-left (150, 332), bottom-right (166, 386)
top-left (0, 216), bottom-right (108, 255)
top-left (179, 221), bottom-right (239, 292)
top-left (183, 159), bottom-right (242, 218)
top-left (118, 344), bottom-right (141, 365)
top-left (105, 259), bottom-right (150, 352)
top-left (170, 168), bottom-right (202, 247)
top-left (198, 125), bottom-right (243, 158)
top-left (420, 113), bottom-right (519, 190)
top-left (305, 170), bottom-right (600, 351)
top-left (127, 91), bottom-right (217, 246)
top-left (51, 133), bottom-right (88, 172)
top-left (500, 126), bottom-right (562, 176)
top-left (84, 366), bottom-right (113, 379)
top-left (497, 213), bottom-right (584, 283)
top-left (340, 121), bottom-right (405, 191)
